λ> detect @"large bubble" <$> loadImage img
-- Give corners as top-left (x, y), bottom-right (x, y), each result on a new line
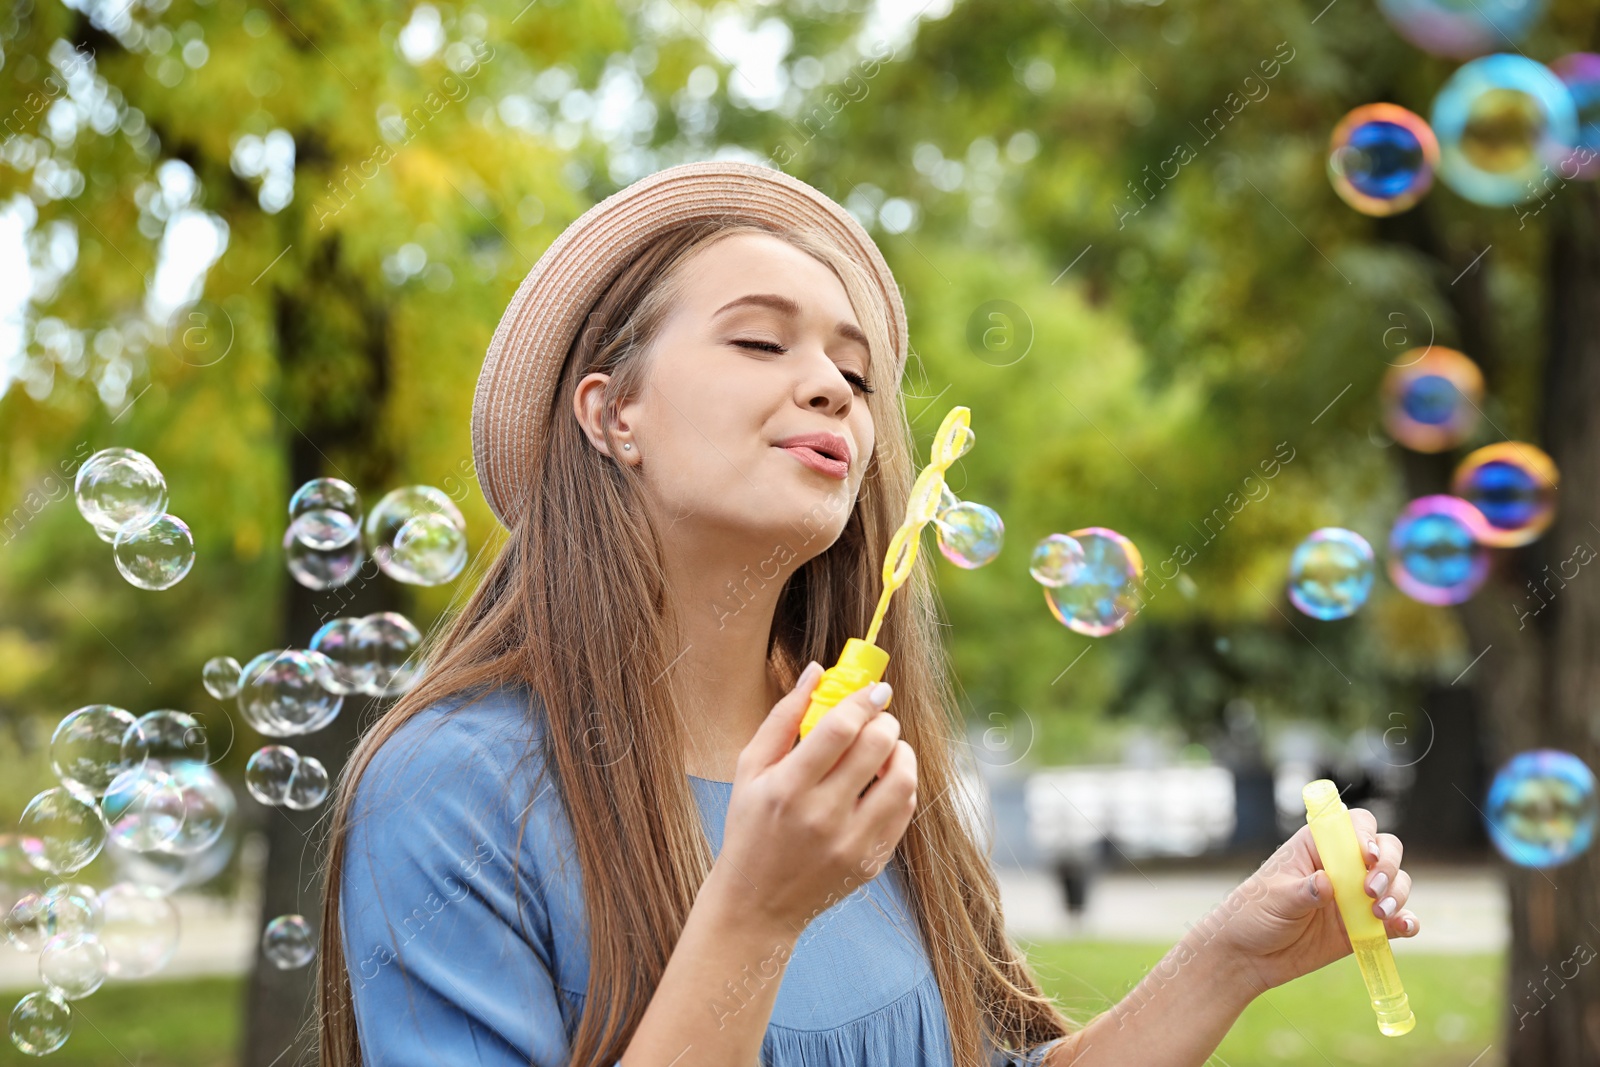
top-left (39, 933), bottom-right (109, 1000)
top-left (262, 914), bottom-right (316, 969)
top-left (1386, 495), bottom-right (1491, 605)
top-left (353, 613), bottom-right (424, 697)
top-left (8, 991), bottom-right (72, 1056)
top-left (285, 756), bottom-right (330, 811)
top-left (283, 524), bottom-right (363, 590)
top-left (1327, 103), bottom-right (1439, 216)
top-left (51, 705), bottom-right (146, 796)
top-left (1377, 0), bottom-right (1546, 59)
top-left (934, 501), bottom-right (1004, 569)
top-left (113, 513), bottom-right (196, 590)
top-left (287, 477), bottom-right (362, 551)
top-left (246, 745), bottom-right (300, 806)
top-left (202, 656), bottom-right (242, 700)
top-left (98, 883), bottom-right (180, 978)
top-left (1029, 533), bottom-right (1086, 588)
top-left (1551, 53), bottom-right (1600, 179)
top-left (366, 486), bottom-right (467, 586)
top-left (1430, 54), bottom-right (1580, 206)
top-left (1043, 528), bottom-right (1146, 637)
top-left (1450, 442), bottom-right (1558, 548)
top-left (309, 617), bottom-right (370, 695)
top-left (101, 765), bottom-right (186, 852)
top-left (5, 884), bottom-right (100, 952)
top-left (1381, 346), bottom-right (1484, 452)
top-left (134, 709), bottom-right (209, 766)
top-left (152, 761), bottom-right (233, 857)
top-left (238, 650), bottom-right (343, 736)
top-left (73, 447), bottom-right (167, 545)
top-left (19, 788), bottom-right (108, 876)
top-left (1287, 528), bottom-right (1376, 620)
top-left (1485, 749), bottom-right (1597, 868)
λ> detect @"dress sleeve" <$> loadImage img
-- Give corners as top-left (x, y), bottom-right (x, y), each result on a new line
top-left (340, 704), bottom-right (609, 1066)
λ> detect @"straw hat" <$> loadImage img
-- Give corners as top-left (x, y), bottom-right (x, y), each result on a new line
top-left (470, 158), bottom-right (909, 530)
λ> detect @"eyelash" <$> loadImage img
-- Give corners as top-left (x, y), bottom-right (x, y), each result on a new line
top-left (732, 339), bottom-right (876, 395)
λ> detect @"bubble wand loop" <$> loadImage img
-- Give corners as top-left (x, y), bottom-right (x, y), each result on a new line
top-left (798, 407), bottom-right (974, 739)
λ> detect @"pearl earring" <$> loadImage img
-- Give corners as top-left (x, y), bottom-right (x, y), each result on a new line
top-left (622, 443), bottom-right (632, 451)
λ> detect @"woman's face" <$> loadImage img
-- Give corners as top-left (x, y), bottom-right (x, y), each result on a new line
top-left (581, 232), bottom-right (879, 561)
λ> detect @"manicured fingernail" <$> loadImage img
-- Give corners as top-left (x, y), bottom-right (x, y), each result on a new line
top-left (1404, 916), bottom-right (1416, 934)
top-left (1368, 871), bottom-right (1389, 898)
top-left (867, 681), bottom-right (892, 707)
top-left (797, 661), bottom-right (822, 688)
top-left (1366, 839), bottom-right (1379, 862)
top-left (1377, 896), bottom-right (1397, 919)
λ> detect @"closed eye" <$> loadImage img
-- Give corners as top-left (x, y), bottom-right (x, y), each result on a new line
top-left (732, 339), bottom-right (876, 395)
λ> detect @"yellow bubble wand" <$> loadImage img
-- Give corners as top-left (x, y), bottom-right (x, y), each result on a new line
top-left (798, 406), bottom-right (974, 738)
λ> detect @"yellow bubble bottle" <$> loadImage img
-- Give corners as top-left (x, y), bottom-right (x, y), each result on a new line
top-left (1302, 779), bottom-right (1415, 1037)
top-left (798, 407), bottom-right (974, 738)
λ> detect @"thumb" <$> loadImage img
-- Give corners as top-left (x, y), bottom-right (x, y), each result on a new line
top-left (1291, 870), bottom-right (1333, 917)
top-left (742, 661), bottom-right (824, 770)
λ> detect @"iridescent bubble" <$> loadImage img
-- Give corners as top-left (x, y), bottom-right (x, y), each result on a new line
top-left (19, 789), bottom-right (107, 876)
top-left (1387, 495), bottom-right (1492, 605)
top-left (51, 705), bottom-right (145, 796)
top-left (5, 893), bottom-right (49, 952)
top-left (73, 447), bottom-right (167, 545)
top-left (113, 512), bottom-right (196, 590)
top-left (366, 486), bottom-right (466, 584)
top-left (39, 934), bottom-right (109, 1000)
top-left (1327, 104), bottom-right (1439, 216)
top-left (1287, 528), bottom-right (1376, 620)
top-left (934, 502), bottom-right (1004, 569)
top-left (1485, 749), bottom-right (1598, 868)
top-left (1551, 53), bottom-right (1600, 179)
top-left (388, 512), bottom-right (468, 585)
top-left (97, 883), bottom-right (179, 978)
top-left (309, 618), bottom-right (370, 695)
top-left (1381, 346), bottom-right (1484, 452)
top-left (1450, 442), bottom-right (1559, 548)
top-left (262, 914), bottom-right (316, 969)
top-left (288, 478), bottom-right (362, 550)
top-left (245, 745), bottom-right (300, 806)
top-left (108, 812), bottom-right (235, 893)
top-left (39, 884), bottom-right (103, 941)
top-left (238, 650), bottom-right (343, 737)
top-left (354, 613), bottom-right (424, 697)
top-left (1029, 533), bottom-right (1085, 588)
top-left (101, 765), bottom-right (185, 852)
top-left (1043, 528), bottom-right (1146, 637)
top-left (154, 762), bottom-right (232, 857)
top-left (1431, 54), bottom-right (1580, 206)
top-left (283, 525), bottom-right (363, 590)
top-left (8, 991), bottom-right (71, 1056)
top-left (202, 656), bottom-right (242, 700)
top-left (1378, 0), bottom-right (1546, 59)
top-left (284, 756), bottom-right (330, 811)
top-left (133, 710), bottom-right (208, 766)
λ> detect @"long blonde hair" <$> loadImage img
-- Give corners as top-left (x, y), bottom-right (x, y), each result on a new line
top-left (317, 217), bottom-right (1077, 1065)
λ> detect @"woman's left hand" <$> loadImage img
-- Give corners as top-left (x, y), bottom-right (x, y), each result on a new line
top-left (1203, 807), bottom-right (1421, 993)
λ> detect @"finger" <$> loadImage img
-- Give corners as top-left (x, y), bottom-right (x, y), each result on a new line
top-left (775, 681), bottom-right (890, 790)
top-left (1387, 909), bottom-right (1420, 938)
top-left (855, 740), bottom-right (917, 846)
top-left (740, 661), bottom-right (825, 772)
top-left (1280, 868), bottom-right (1335, 920)
top-left (1364, 832), bottom-right (1404, 906)
top-left (1372, 867), bottom-right (1412, 923)
top-left (820, 710), bottom-right (901, 800)
top-left (1347, 807), bottom-right (1381, 867)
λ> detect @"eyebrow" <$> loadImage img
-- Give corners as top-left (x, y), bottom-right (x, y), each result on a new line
top-left (711, 292), bottom-right (871, 351)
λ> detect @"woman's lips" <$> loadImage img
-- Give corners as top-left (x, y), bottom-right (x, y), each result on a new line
top-left (779, 445), bottom-right (849, 480)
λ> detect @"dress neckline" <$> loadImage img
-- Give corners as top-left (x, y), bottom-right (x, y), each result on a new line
top-left (687, 773), bottom-right (735, 786)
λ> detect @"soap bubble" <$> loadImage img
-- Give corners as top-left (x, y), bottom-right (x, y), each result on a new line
top-left (39, 934), bottom-right (109, 999)
top-left (1387, 495), bottom-right (1492, 605)
top-left (108, 816), bottom-right (235, 893)
top-left (8, 991), bottom-right (71, 1056)
top-left (1377, 0), bottom-right (1546, 59)
top-left (1328, 104), bottom-right (1439, 216)
top-left (3, 889), bottom-right (97, 952)
top-left (20, 789), bottom-right (107, 876)
top-left (51, 705), bottom-right (146, 796)
top-left (113, 513), bottom-right (196, 590)
top-left (1043, 528), bottom-right (1146, 637)
top-left (133, 710), bottom-right (208, 766)
top-left (202, 656), bottom-right (242, 700)
top-left (1381, 346), bottom-right (1484, 452)
top-left (1485, 749), bottom-right (1598, 868)
top-left (284, 756), bottom-right (330, 811)
top-left (262, 914), bottom-right (316, 969)
top-left (238, 650), bottom-right (343, 737)
top-left (101, 765), bottom-right (185, 852)
top-left (1431, 54), bottom-right (1580, 207)
top-left (389, 512), bottom-right (468, 585)
top-left (366, 486), bottom-right (466, 584)
top-left (1029, 533), bottom-right (1086, 588)
top-left (283, 525), bottom-right (363, 590)
top-left (934, 502), bottom-right (1004, 569)
top-left (353, 612), bottom-right (424, 697)
top-left (154, 762), bottom-right (232, 856)
top-left (1287, 528), bottom-right (1376, 620)
top-left (98, 883), bottom-right (179, 978)
top-left (309, 617), bottom-right (370, 695)
top-left (74, 447), bottom-right (167, 544)
top-left (1450, 442), bottom-right (1559, 548)
top-left (245, 745), bottom-right (300, 806)
top-left (287, 478), bottom-right (362, 550)
top-left (1551, 53), bottom-right (1600, 179)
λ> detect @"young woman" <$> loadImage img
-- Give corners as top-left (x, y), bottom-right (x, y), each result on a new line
top-left (317, 161), bottom-right (1420, 1067)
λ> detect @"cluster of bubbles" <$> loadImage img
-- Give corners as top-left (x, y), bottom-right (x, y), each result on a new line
top-left (245, 746), bottom-right (330, 809)
top-left (1485, 749), bottom-right (1598, 868)
top-left (285, 481), bottom-right (467, 591)
top-left (262, 913), bottom-right (317, 969)
top-left (1381, 347), bottom-right (1484, 452)
top-left (1327, 103), bottom-right (1439, 216)
top-left (72, 448), bottom-right (195, 591)
top-left (1032, 528), bottom-right (1146, 637)
top-left (932, 485), bottom-right (1004, 569)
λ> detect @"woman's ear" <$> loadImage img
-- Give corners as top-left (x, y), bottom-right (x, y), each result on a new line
top-left (573, 372), bottom-right (639, 462)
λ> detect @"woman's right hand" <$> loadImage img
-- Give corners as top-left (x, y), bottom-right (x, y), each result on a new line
top-left (715, 661), bottom-right (919, 935)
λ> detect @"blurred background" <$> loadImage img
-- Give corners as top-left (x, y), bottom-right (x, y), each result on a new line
top-left (2, 0), bottom-right (1598, 1063)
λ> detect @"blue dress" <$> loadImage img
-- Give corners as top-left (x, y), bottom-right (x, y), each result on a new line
top-left (341, 686), bottom-right (1068, 1066)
